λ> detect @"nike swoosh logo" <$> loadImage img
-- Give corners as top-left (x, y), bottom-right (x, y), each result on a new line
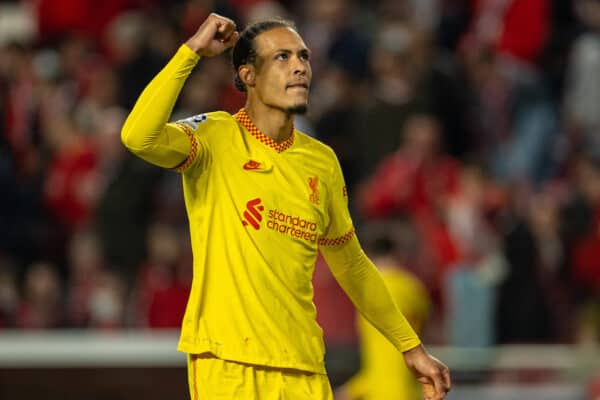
top-left (243, 160), bottom-right (261, 170)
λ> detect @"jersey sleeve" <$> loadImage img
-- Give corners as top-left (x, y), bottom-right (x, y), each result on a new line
top-left (319, 152), bottom-right (355, 246)
top-left (121, 44), bottom-right (209, 172)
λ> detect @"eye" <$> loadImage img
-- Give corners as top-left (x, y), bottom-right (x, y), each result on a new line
top-left (300, 52), bottom-right (310, 61)
top-left (276, 53), bottom-right (288, 61)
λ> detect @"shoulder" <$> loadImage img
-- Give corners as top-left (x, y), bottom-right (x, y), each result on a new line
top-left (294, 130), bottom-right (346, 188)
top-left (175, 111), bottom-right (236, 132)
top-left (294, 129), bottom-right (338, 161)
top-left (174, 112), bottom-right (240, 150)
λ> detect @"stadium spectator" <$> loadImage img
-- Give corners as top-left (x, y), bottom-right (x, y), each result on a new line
top-left (16, 261), bottom-right (64, 329)
top-left (460, 39), bottom-right (559, 184)
top-left (0, 256), bottom-right (19, 328)
top-left (132, 223), bottom-right (190, 329)
top-left (564, 0), bottom-right (600, 158)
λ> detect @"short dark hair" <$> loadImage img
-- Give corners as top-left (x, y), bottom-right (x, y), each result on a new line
top-left (231, 18), bottom-right (297, 92)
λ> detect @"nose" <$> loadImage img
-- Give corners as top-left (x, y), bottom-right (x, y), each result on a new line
top-left (292, 55), bottom-right (308, 76)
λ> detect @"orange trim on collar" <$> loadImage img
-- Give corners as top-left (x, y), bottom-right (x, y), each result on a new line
top-left (234, 108), bottom-right (295, 153)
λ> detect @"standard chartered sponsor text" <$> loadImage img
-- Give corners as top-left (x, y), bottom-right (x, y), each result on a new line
top-left (266, 209), bottom-right (318, 243)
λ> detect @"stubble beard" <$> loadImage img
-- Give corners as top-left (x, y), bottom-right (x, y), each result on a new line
top-left (287, 104), bottom-right (308, 115)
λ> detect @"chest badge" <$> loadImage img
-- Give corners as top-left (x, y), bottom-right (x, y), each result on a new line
top-left (309, 176), bottom-right (320, 205)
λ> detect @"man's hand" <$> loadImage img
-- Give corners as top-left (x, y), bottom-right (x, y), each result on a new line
top-left (185, 13), bottom-right (239, 57)
top-left (403, 344), bottom-right (451, 400)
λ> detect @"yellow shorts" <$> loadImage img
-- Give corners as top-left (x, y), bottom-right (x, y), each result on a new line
top-left (187, 354), bottom-right (334, 400)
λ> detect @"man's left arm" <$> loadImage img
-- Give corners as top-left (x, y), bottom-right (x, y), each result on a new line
top-left (320, 239), bottom-right (451, 400)
top-left (319, 150), bottom-right (451, 400)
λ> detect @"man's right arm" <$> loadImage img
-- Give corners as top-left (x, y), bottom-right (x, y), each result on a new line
top-left (121, 13), bottom-right (239, 170)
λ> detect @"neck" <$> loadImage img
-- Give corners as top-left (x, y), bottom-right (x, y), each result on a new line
top-left (244, 98), bottom-right (294, 143)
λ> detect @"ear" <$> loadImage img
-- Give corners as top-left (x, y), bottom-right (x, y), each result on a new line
top-left (239, 65), bottom-right (256, 89)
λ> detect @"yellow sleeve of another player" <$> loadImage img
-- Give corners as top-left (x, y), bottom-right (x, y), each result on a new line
top-left (121, 44), bottom-right (205, 171)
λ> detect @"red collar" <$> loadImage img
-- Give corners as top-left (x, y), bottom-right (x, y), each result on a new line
top-left (234, 108), bottom-right (295, 153)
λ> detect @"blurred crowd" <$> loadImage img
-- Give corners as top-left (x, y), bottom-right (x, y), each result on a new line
top-left (0, 0), bottom-right (600, 349)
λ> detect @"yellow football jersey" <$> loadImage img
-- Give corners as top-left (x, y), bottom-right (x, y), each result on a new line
top-left (171, 108), bottom-right (353, 373)
top-left (168, 105), bottom-right (353, 373)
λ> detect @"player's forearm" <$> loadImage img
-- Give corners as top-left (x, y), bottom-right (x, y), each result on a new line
top-left (121, 44), bottom-right (200, 167)
top-left (321, 236), bottom-right (421, 352)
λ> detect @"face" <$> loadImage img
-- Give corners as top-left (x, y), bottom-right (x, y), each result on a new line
top-left (402, 114), bottom-right (440, 157)
top-left (249, 27), bottom-right (312, 114)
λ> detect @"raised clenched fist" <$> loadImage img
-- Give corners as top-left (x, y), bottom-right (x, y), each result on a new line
top-left (185, 13), bottom-right (239, 57)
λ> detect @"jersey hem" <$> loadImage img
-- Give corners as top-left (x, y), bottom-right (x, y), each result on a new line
top-left (177, 340), bottom-right (327, 375)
